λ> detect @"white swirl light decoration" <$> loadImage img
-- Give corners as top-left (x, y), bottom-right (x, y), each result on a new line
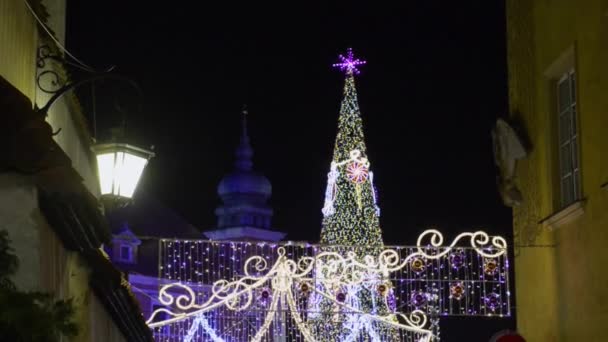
top-left (147, 229), bottom-right (507, 339)
top-left (322, 164), bottom-right (339, 217)
top-left (183, 313), bottom-right (224, 342)
top-left (250, 292), bottom-right (280, 342)
top-left (310, 287), bottom-right (434, 340)
top-left (369, 171), bottom-right (381, 216)
top-left (148, 248), bottom-right (435, 339)
top-left (147, 259), bottom-right (281, 327)
top-left (358, 229), bottom-right (509, 276)
top-left (415, 229), bottom-right (507, 259)
top-left (285, 290), bottom-right (317, 342)
top-left (333, 149), bottom-right (369, 168)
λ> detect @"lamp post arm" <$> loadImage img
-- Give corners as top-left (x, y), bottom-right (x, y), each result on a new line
top-left (37, 73), bottom-right (143, 116)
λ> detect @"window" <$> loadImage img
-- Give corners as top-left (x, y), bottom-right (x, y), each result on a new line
top-left (557, 70), bottom-right (581, 207)
top-left (118, 244), bottom-right (133, 263)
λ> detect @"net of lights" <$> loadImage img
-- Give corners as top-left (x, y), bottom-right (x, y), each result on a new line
top-left (146, 229), bottom-right (510, 341)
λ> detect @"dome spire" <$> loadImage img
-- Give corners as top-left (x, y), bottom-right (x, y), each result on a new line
top-left (235, 106), bottom-right (253, 171)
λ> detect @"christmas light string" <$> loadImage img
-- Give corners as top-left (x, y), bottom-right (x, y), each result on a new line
top-left (147, 229), bottom-right (509, 341)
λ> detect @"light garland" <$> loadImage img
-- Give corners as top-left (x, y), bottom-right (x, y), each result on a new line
top-left (147, 229), bottom-right (510, 341)
top-left (321, 164), bottom-right (339, 217)
top-left (369, 171), bottom-right (381, 216)
top-left (183, 314), bottom-right (224, 342)
top-left (320, 66), bottom-right (383, 251)
top-left (319, 51), bottom-right (394, 340)
top-left (146, 50), bottom-right (511, 341)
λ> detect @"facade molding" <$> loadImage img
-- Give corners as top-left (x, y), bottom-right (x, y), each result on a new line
top-left (539, 199), bottom-right (585, 230)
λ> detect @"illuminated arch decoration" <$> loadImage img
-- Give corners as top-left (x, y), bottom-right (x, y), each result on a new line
top-left (147, 229), bottom-right (509, 341)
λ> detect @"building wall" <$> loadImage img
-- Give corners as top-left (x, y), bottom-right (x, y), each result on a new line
top-left (0, 0), bottom-right (37, 100)
top-left (506, 0), bottom-right (608, 341)
top-left (38, 0), bottom-right (100, 195)
top-left (0, 1), bottom-right (128, 341)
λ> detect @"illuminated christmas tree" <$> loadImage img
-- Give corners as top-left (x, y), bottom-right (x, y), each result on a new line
top-left (311, 49), bottom-right (399, 341)
top-left (320, 48), bottom-right (383, 254)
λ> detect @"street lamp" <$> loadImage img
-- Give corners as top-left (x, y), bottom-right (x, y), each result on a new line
top-left (36, 45), bottom-right (153, 205)
top-left (93, 142), bottom-right (154, 199)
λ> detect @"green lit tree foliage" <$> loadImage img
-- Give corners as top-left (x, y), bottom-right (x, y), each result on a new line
top-left (314, 65), bottom-right (399, 340)
top-left (0, 230), bottom-right (78, 342)
top-left (320, 73), bottom-right (383, 254)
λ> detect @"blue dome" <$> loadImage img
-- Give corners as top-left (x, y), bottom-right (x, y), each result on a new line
top-left (218, 170), bottom-right (271, 199)
top-left (217, 111), bottom-right (272, 201)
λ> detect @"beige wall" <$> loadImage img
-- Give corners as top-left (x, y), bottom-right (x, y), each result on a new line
top-left (0, 1), bottom-right (130, 340)
top-left (0, 0), bottom-right (37, 100)
top-left (507, 0), bottom-right (608, 341)
top-left (0, 173), bottom-right (130, 341)
top-left (0, 0), bottom-right (99, 196)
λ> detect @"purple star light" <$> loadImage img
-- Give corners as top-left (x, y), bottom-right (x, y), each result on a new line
top-left (333, 48), bottom-right (366, 75)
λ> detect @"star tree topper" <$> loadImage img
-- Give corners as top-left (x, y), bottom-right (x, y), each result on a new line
top-left (333, 48), bottom-right (366, 75)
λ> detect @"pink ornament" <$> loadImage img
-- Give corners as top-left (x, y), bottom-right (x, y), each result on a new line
top-left (346, 161), bottom-right (369, 184)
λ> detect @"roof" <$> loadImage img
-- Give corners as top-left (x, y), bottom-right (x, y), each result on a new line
top-left (107, 193), bottom-right (201, 239)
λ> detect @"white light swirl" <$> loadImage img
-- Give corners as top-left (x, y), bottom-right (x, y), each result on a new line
top-left (183, 313), bottom-right (224, 342)
top-left (250, 292), bottom-right (280, 342)
top-left (322, 164), bottom-right (339, 217)
top-left (416, 229), bottom-right (507, 259)
top-left (147, 228), bottom-right (508, 340)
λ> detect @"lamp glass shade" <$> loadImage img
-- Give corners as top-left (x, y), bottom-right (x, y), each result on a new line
top-left (94, 143), bottom-right (154, 199)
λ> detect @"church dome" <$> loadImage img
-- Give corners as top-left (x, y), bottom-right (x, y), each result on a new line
top-left (218, 170), bottom-right (271, 199)
top-left (217, 110), bottom-right (272, 201)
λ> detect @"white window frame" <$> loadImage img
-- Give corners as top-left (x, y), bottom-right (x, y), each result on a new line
top-left (556, 69), bottom-right (581, 207)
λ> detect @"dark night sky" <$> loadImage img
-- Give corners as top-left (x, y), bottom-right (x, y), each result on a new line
top-left (67, 1), bottom-right (514, 340)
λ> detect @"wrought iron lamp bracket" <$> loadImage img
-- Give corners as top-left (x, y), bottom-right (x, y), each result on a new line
top-left (34, 45), bottom-right (142, 118)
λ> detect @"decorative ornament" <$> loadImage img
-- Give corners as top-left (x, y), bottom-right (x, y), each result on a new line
top-left (299, 282), bottom-right (311, 296)
top-left (411, 257), bottom-right (426, 273)
top-left (450, 282), bottom-right (465, 300)
top-left (484, 292), bottom-right (501, 312)
top-left (377, 283), bottom-right (388, 296)
top-left (259, 287), bottom-right (272, 304)
top-left (484, 258), bottom-right (498, 275)
top-left (333, 149), bottom-right (371, 210)
top-left (332, 48), bottom-right (367, 75)
top-left (410, 291), bottom-right (428, 308)
top-left (148, 229), bottom-right (509, 341)
top-left (346, 161), bottom-right (369, 184)
top-left (449, 250), bottom-right (465, 269)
